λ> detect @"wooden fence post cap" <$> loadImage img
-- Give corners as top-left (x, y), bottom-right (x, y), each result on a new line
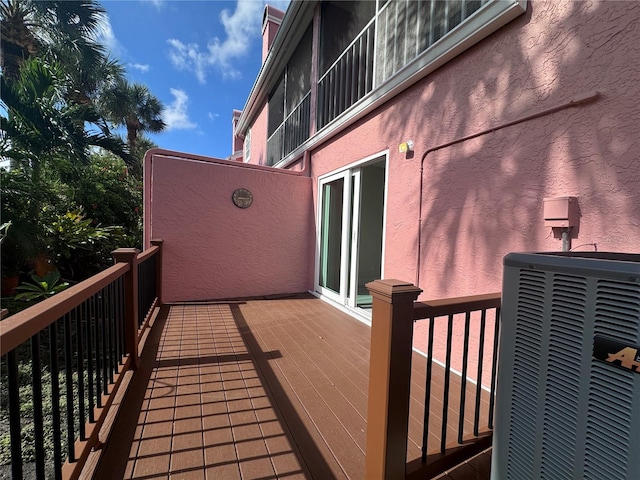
top-left (112, 248), bottom-right (140, 262)
top-left (366, 279), bottom-right (422, 303)
top-left (150, 239), bottom-right (164, 246)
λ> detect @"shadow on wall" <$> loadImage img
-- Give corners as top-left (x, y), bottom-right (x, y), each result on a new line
top-left (379, 0), bottom-right (640, 298)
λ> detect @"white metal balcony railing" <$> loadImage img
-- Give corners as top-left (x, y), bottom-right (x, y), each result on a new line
top-left (317, 19), bottom-right (376, 130)
top-left (376, 0), bottom-right (486, 83)
top-left (265, 1), bottom-right (497, 160)
top-left (266, 92), bottom-right (311, 166)
top-left (317, 0), bottom-right (488, 130)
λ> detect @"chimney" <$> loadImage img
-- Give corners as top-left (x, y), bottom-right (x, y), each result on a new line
top-left (262, 5), bottom-right (285, 64)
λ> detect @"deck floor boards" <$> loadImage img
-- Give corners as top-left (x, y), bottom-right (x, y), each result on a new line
top-left (94, 295), bottom-right (491, 479)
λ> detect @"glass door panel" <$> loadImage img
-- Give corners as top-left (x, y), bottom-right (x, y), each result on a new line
top-left (319, 176), bottom-right (345, 295)
top-left (352, 161), bottom-right (385, 309)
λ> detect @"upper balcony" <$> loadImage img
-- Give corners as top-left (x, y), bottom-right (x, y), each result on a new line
top-left (242, 0), bottom-right (527, 167)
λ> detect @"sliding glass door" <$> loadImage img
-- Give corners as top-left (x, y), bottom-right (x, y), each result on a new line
top-left (317, 157), bottom-right (386, 311)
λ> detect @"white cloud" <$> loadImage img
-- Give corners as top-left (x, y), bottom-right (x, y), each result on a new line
top-left (208, 112), bottom-right (220, 120)
top-left (167, 38), bottom-right (210, 83)
top-left (94, 15), bottom-right (126, 57)
top-left (167, 0), bottom-right (290, 82)
top-left (129, 63), bottom-right (150, 73)
top-left (141, 0), bottom-right (165, 10)
top-left (164, 88), bottom-right (197, 131)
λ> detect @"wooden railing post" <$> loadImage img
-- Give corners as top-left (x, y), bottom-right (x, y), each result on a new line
top-left (366, 279), bottom-right (422, 479)
top-left (112, 248), bottom-right (140, 370)
top-left (150, 238), bottom-right (163, 306)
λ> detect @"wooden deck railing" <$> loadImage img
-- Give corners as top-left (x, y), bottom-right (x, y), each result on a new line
top-left (414, 292), bottom-right (501, 473)
top-left (0, 240), bottom-right (162, 480)
top-left (365, 279), bottom-right (501, 479)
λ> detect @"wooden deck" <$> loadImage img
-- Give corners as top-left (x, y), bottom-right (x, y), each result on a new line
top-left (94, 295), bottom-right (491, 479)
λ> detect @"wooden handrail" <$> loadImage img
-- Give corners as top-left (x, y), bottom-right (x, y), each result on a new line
top-left (0, 263), bottom-right (129, 356)
top-left (136, 244), bottom-right (160, 263)
top-left (413, 292), bottom-right (501, 321)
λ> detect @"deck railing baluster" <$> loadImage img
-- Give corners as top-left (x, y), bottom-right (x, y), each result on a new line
top-left (63, 313), bottom-right (75, 462)
top-left (49, 322), bottom-right (63, 480)
top-left (120, 276), bottom-right (126, 359)
top-left (87, 296), bottom-right (95, 420)
top-left (488, 307), bottom-right (500, 429)
top-left (31, 333), bottom-right (46, 479)
top-left (474, 308), bottom-right (488, 436)
top-left (106, 286), bottom-right (114, 384)
top-left (76, 305), bottom-right (86, 441)
top-left (94, 293), bottom-right (103, 408)
top-left (7, 350), bottom-right (22, 479)
top-left (421, 316), bottom-right (435, 462)
top-left (441, 314), bottom-right (455, 453)
top-left (109, 283), bottom-right (117, 377)
top-left (112, 280), bottom-right (121, 364)
top-left (458, 311), bottom-right (472, 444)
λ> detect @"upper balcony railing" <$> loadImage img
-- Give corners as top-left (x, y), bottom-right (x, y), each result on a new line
top-left (316, 0), bottom-right (490, 132)
top-left (0, 240), bottom-right (162, 480)
top-left (266, 92), bottom-right (311, 166)
top-left (317, 19), bottom-right (375, 130)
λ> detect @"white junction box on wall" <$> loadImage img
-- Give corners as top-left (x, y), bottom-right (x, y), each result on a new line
top-left (492, 252), bottom-right (640, 480)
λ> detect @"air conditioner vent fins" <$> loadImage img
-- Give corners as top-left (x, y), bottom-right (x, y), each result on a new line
top-left (507, 270), bottom-right (546, 479)
top-left (594, 280), bottom-right (640, 341)
top-left (539, 274), bottom-right (587, 479)
top-left (494, 253), bottom-right (640, 480)
top-left (585, 363), bottom-right (634, 479)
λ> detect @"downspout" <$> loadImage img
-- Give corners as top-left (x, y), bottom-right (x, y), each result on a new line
top-left (297, 149), bottom-right (311, 177)
top-left (415, 91), bottom-right (600, 289)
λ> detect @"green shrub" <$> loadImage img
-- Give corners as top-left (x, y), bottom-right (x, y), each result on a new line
top-left (14, 271), bottom-right (69, 302)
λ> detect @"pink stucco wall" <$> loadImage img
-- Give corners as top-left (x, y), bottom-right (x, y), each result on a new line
top-left (144, 149), bottom-right (312, 302)
top-left (246, 103), bottom-right (269, 166)
top-left (309, 0), bottom-right (640, 301)
top-left (306, 0), bottom-right (640, 382)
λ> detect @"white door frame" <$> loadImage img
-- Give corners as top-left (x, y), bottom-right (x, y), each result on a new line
top-left (314, 151), bottom-right (388, 313)
top-left (316, 169), bottom-right (351, 303)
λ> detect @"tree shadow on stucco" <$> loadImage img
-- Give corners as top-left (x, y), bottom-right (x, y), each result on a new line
top-left (378, 0), bottom-right (640, 298)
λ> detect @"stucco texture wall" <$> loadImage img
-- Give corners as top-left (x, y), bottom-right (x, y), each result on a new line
top-left (246, 103), bottom-right (269, 166)
top-left (309, 0), bottom-right (640, 302)
top-left (145, 151), bottom-right (312, 302)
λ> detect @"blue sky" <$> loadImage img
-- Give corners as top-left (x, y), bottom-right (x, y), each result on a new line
top-left (99, 0), bottom-right (289, 159)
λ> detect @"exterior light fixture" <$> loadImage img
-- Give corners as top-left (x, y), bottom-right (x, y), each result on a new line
top-left (398, 140), bottom-right (414, 153)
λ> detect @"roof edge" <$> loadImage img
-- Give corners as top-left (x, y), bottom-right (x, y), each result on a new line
top-left (236, 1), bottom-right (314, 137)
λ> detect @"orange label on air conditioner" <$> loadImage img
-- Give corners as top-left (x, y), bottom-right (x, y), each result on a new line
top-left (593, 335), bottom-right (640, 374)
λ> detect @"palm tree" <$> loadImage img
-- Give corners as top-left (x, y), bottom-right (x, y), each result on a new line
top-left (1, 57), bottom-right (129, 177)
top-left (0, 0), bottom-right (112, 99)
top-left (99, 78), bottom-right (166, 149)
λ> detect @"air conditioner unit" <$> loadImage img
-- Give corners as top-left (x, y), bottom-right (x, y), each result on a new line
top-left (491, 252), bottom-right (640, 480)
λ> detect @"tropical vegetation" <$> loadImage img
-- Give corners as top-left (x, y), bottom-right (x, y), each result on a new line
top-left (1, 0), bottom-right (165, 313)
